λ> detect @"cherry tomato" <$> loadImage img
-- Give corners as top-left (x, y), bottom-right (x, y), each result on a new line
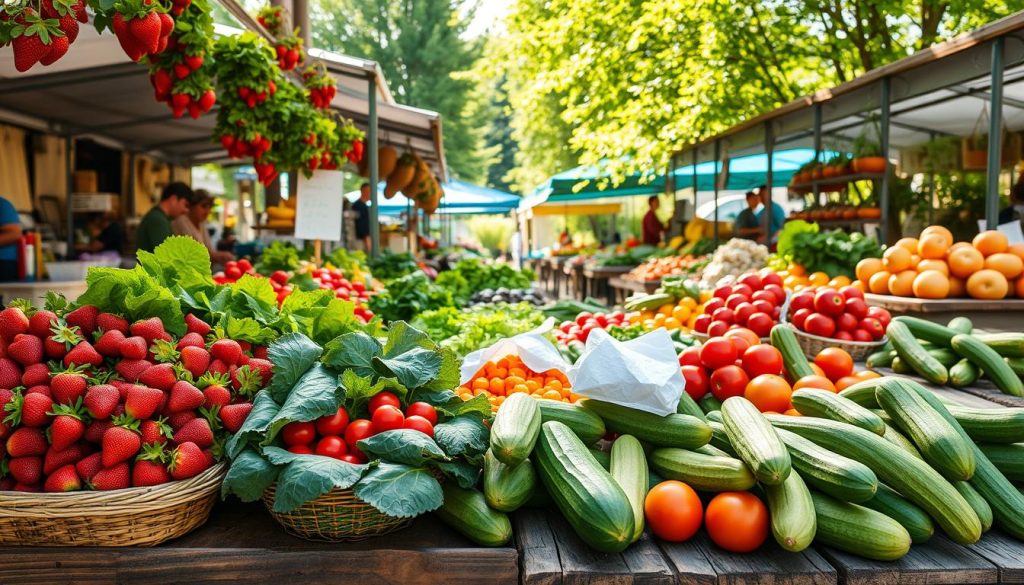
top-left (315, 406), bottom-right (350, 436)
top-left (681, 365), bottom-right (709, 401)
top-left (344, 419), bottom-right (375, 449)
top-left (405, 402), bottom-right (438, 425)
top-left (339, 454), bottom-right (362, 464)
top-left (281, 421), bottom-right (316, 446)
top-left (371, 405), bottom-right (405, 432)
top-left (678, 346), bottom-right (702, 367)
top-left (741, 344), bottom-right (784, 378)
top-left (237, 259), bottom-right (253, 272)
top-left (699, 337), bottom-right (738, 370)
top-left (287, 445), bottom-right (314, 455)
top-left (705, 491), bottom-right (769, 552)
top-left (709, 365), bottom-right (749, 401)
top-left (225, 266), bottom-right (242, 280)
top-left (403, 415), bottom-right (434, 437)
top-left (575, 312), bottom-right (593, 327)
top-left (315, 436), bottom-right (349, 459)
top-left (368, 391), bottom-right (401, 413)
top-left (644, 480), bottom-right (703, 542)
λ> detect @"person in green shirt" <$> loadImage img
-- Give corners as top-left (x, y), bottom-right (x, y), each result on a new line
top-left (136, 182), bottom-right (191, 253)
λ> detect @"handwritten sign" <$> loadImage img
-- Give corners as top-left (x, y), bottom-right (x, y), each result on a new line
top-left (295, 171), bottom-right (344, 241)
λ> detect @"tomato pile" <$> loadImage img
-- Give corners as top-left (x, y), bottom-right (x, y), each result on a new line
top-left (269, 267), bottom-right (375, 321)
top-left (645, 481), bottom-right (770, 552)
top-left (280, 391), bottom-right (437, 463)
top-left (457, 355), bottom-right (575, 413)
top-left (788, 286), bottom-right (890, 342)
top-left (212, 259), bottom-right (258, 284)
top-left (694, 271), bottom-right (786, 338)
top-left (553, 311), bottom-right (628, 345)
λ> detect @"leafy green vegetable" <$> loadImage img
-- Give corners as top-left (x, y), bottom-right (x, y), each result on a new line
top-left (221, 448), bottom-right (278, 501)
top-left (266, 333), bottom-right (324, 401)
top-left (352, 463), bottom-right (444, 518)
top-left (433, 416), bottom-right (489, 465)
top-left (255, 240), bottom-right (300, 273)
top-left (267, 449), bottom-right (368, 513)
top-left (776, 222), bottom-right (882, 279)
top-left (225, 391), bottom-right (280, 459)
top-left (368, 250), bottom-right (420, 281)
top-left (368, 271), bottom-right (453, 323)
top-left (540, 298), bottom-right (608, 323)
top-left (433, 258), bottom-right (535, 302)
top-left (264, 364), bottom-right (343, 443)
top-left (411, 303), bottom-right (545, 356)
top-left (357, 429), bottom-right (449, 466)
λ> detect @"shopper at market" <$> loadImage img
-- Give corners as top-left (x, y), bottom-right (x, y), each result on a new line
top-left (755, 185), bottom-right (786, 244)
top-left (734, 191), bottom-right (763, 241)
top-left (352, 182), bottom-right (371, 251)
top-left (136, 182), bottom-right (191, 253)
top-left (998, 175), bottom-right (1024, 226)
top-left (642, 195), bottom-right (670, 245)
top-left (0, 195), bottom-right (22, 281)
top-left (173, 189), bottom-right (235, 264)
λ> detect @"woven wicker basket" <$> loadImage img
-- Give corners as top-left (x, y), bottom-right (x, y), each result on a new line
top-left (787, 324), bottom-right (887, 361)
top-left (0, 462), bottom-right (225, 547)
top-left (262, 484), bottom-right (411, 542)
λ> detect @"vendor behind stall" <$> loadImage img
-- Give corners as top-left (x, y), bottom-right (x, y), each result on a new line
top-left (0, 196), bottom-right (22, 281)
top-left (734, 191), bottom-right (762, 241)
top-left (173, 189), bottom-right (235, 264)
top-left (998, 175), bottom-right (1024, 227)
top-left (77, 212), bottom-right (124, 254)
top-left (137, 182), bottom-right (191, 253)
top-left (642, 195), bottom-right (669, 245)
top-left (755, 185), bottom-right (786, 244)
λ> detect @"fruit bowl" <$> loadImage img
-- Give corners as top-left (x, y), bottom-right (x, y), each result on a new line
top-left (785, 323), bottom-right (887, 361)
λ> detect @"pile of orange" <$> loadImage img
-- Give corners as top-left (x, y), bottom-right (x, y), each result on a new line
top-left (457, 354), bottom-right (577, 413)
top-left (856, 226), bottom-right (1024, 300)
top-left (776, 264), bottom-right (855, 292)
top-left (625, 296), bottom-right (700, 332)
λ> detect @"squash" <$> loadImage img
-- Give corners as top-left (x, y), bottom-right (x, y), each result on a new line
top-left (401, 155), bottom-right (431, 201)
top-left (384, 153), bottom-right (417, 199)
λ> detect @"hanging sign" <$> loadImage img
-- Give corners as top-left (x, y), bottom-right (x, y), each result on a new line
top-left (295, 170), bottom-right (344, 241)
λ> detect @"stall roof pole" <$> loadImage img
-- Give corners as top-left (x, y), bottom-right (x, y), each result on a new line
top-left (880, 77), bottom-right (892, 245)
top-left (987, 37), bottom-right (1005, 230)
top-left (764, 122), bottom-right (774, 241)
top-left (368, 75), bottom-right (380, 257)
top-left (813, 103), bottom-right (822, 204)
top-left (691, 149), bottom-right (697, 221)
top-left (65, 136), bottom-right (74, 258)
top-left (713, 140), bottom-right (720, 245)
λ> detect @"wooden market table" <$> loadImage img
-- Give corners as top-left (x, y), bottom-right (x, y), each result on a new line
top-left (864, 294), bottom-right (1024, 333)
top-left (609, 276), bottom-right (661, 304)
top-left (581, 265), bottom-right (633, 305)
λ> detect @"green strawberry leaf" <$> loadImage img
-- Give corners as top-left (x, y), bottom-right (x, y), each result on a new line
top-left (356, 429), bottom-right (448, 467)
top-left (269, 451), bottom-right (368, 513)
top-left (221, 448), bottom-right (279, 502)
top-left (352, 463), bottom-right (443, 518)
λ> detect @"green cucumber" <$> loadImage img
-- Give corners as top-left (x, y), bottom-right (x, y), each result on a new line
top-left (722, 397), bottom-right (791, 486)
top-left (695, 443), bottom-right (733, 458)
top-left (866, 349), bottom-right (896, 369)
top-left (490, 393), bottom-right (541, 466)
top-left (581, 399), bottom-right (711, 449)
top-left (861, 484), bottom-right (934, 544)
top-left (928, 348), bottom-right (961, 369)
top-left (588, 447), bottom-right (611, 469)
top-left (483, 449), bottom-right (536, 513)
top-left (648, 448), bottom-right (756, 492)
top-left (975, 332), bottom-right (1024, 358)
top-left (706, 420), bottom-right (738, 457)
top-left (610, 435), bottom-right (647, 543)
top-left (947, 316), bottom-right (974, 335)
top-left (881, 422), bottom-right (924, 459)
top-left (810, 491), bottom-right (912, 561)
top-left (949, 359), bottom-right (981, 388)
top-left (887, 320), bottom-right (949, 385)
top-left (676, 391), bottom-right (707, 421)
top-left (699, 394), bottom-right (723, 414)
top-left (435, 484), bottom-right (512, 546)
top-left (948, 405), bottom-right (1024, 443)
top-left (955, 480), bottom-right (994, 533)
top-left (773, 426), bottom-right (878, 503)
top-left (893, 315), bottom-right (959, 347)
top-left (890, 356), bottom-right (912, 375)
top-left (765, 470), bottom-right (816, 552)
top-left (772, 325), bottom-right (814, 379)
top-left (952, 334), bottom-right (1024, 397)
top-left (1005, 357), bottom-right (1024, 378)
top-left (978, 443), bottom-right (1024, 481)
top-left (838, 378), bottom-right (887, 408)
top-left (537, 399), bottom-right (606, 445)
top-left (535, 421), bottom-right (635, 552)
top-left (790, 388), bottom-right (885, 435)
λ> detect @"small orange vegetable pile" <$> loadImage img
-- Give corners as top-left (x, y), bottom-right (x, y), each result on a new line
top-left (457, 354), bottom-right (576, 413)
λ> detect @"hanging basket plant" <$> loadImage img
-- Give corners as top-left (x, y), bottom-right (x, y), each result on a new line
top-left (146, 0), bottom-right (215, 118)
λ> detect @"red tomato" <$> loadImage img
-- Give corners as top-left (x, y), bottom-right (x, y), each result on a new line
top-left (712, 307), bottom-right (735, 325)
top-left (705, 491), bottom-right (769, 552)
top-left (836, 313), bottom-right (859, 333)
top-left (644, 480), bottom-right (703, 542)
top-left (867, 306), bottom-right (891, 327)
top-left (790, 308), bottom-right (812, 329)
top-left (804, 313), bottom-right (836, 338)
top-left (703, 298), bottom-right (725, 314)
top-left (815, 347), bottom-right (855, 381)
top-left (315, 406), bottom-right (350, 436)
top-left (339, 454), bottom-right (363, 464)
top-left (681, 365), bottom-right (710, 400)
top-left (237, 259), bottom-right (253, 272)
top-left (693, 314), bottom-right (712, 334)
top-left (789, 291), bottom-right (814, 313)
top-left (741, 344), bottom-right (784, 377)
top-left (764, 284), bottom-right (787, 305)
top-left (575, 312), bottom-right (593, 326)
top-left (560, 321), bottom-right (574, 333)
top-left (678, 346), bottom-right (702, 367)
top-left (844, 297), bottom-right (868, 319)
top-left (315, 436), bottom-right (349, 459)
top-left (368, 391), bottom-right (401, 413)
top-left (371, 405), bottom-right (405, 432)
top-left (839, 285), bottom-right (865, 301)
top-left (744, 374), bottom-right (793, 413)
top-left (281, 421), bottom-right (316, 446)
top-left (344, 419), bottom-right (375, 449)
top-left (699, 337), bottom-right (738, 370)
top-left (405, 402), bottom-right (438, 425)
top-left (738, 273), bottom-right (763, 291)
top-left (710, 365), bottom-right (749, 401)
top-left (707, 320), bottom-right (730, 337)
top-left (852, 328), bottom-right (874, 342)
top-left (733, 303), bottom-right (756, 325)
top-left (225, 266), bottom-right (242, 280)
top-left (731, 284), bottom-right (753, 299)
top-left (287, 445), bottom-right (314, 455)
top-left (724, 328), bottom-right (759, 352)
top-left (745, 313), bottom-right (774, 339)
top-left (403, 415), bottom-right (435, 437)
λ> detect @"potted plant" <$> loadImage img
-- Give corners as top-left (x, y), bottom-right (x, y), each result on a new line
top-left (851, 117), bottom-right (888, 174)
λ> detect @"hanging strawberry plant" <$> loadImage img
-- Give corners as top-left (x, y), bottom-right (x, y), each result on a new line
top-left (1, 0), bottom-right (86, 71)
top-left (146, 0), bottom-right (215, 118)
top-left (302, 63), bottom-right (336, 109)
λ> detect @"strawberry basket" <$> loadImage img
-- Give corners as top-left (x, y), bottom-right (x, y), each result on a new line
top-left (0, 462), bottom-right (225, 547)
top-left (261, 484), bottom-right (411, 542)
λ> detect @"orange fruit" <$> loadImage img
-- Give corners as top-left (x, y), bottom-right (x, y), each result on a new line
top-left (973, 230), bottom-right (1009, 257)
top-left (789, 264), bottom-right (806, 277)
top-left (912, 270), bottom-right (950, 299)
top-left (984, 252), bottom-right (1024, 279)
top-left (967, 269), bottom-right (1008, 300)
top-left (948, 275), bottom-right (967, 297)
top-left (948, 241), bottom-right (971, 253)
top-left (921, 226), bottom-right (954, 248)
top-left (1008, 243), bottom-right (1024, 261)
top-left (809, 272), bottom-right (830, 286)
top-left (888, 270), bottom-right (917, 297)
top-left (854, 370), bottom-right (882, 381)
top-left (1015, 277), bottom-right (1024, 299)
top-left (852, 279), bottom-right (866, 292)
top-left (869, 270), bottom-right (892, 294)
top-left (783, 409), bottom-right (802, 416)
top-left (744, 374), bottom-right (793, 414)
top-left (917, 258), bottom-right (949, 276)
top-left (834, 376), bottom-right (862, 392)
top-left (809, 363), bottom-right (827, 378)
top-left (793, 374), bottom-right (837, 393)
top-left (948, 246), bottom-right (985, 278)
top-left (856, 258), bottom-right (884, 283)
top-left (917, 234), bottom-right (949, 259)
top-left (883, 246), bottom-right (913, 272)
top-left (828, 275), bottom-right (852, 288)
top-left (896, 237), bottom-right (919, 254)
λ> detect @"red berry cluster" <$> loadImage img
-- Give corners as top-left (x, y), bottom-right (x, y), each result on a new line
top-left (211, 258), bottom-right (257, 284)
top-left (275, 38), bottom-right (302, 71)
top-left (147, 0), bottom-right (216, 119)
top-left (788, 286), bottom-right (890, 341)
top-left (0, 305), bottom-right (266, 493)
top-left (111, 5), bottom-right (174, 63)
top-left (695, 272), bottom-right (787, 339)
top-left (281, 392), bottom-right (437, 463)
top-left (6, 0), bottom-right (88, 72)
top-left (303, 64), bottom-right (337, 109)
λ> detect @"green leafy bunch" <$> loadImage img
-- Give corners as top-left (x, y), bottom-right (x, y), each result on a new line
top-left (368, 250), bottom-right (420, 281)
top-left (412, 302), bottom-right (545, 356)
top-left (776, 221), bottom-right (882, 279)
top-left (434, 258), bottom-right (535, 302)
top-left (146, 0), bottom-right (215, 102)
top-left (368, 271), bottom-right (453, 323)
top-left (221, 324), bottom-right (492, 518)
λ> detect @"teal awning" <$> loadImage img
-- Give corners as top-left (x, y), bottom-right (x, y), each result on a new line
top-left (347, 178), bottom-right (520, 215)
top-left (673, 148), bottom-right (836, 192)
top-left (520, 161), bottom-right (664, 210)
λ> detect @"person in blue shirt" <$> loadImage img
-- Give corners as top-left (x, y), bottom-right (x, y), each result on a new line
top-left (755, 185), bottom-right (786, 244)
top-left (0, 197), bottom-right (22, 282)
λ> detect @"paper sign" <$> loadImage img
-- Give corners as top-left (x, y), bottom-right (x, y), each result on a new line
top-left (975, 220), bottom-right (1024, 245)
top-left (295, 171), bottom-right (344, 241)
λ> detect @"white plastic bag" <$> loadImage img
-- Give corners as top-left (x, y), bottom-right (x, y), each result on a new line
top-left (568, 328), bottom-right (683, 416)
top-left (459, 319), bottom-right (569, 385)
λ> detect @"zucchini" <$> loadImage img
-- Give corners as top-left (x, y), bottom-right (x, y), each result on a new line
top-left (887, 320), bottom-right (949, 385)
top-left (695, 443), bottom-right (733, 458)
top-left (588, 447), bottom-right (611, 469)
top-left (698, 394), bottom-right (722, 414)
top-left (648, 448), bottom-right (756, 492)
top-left (955, 480), bottom-right (994, 533)
top-left (706, 420), bottom-right (737, 457)
top-left (537, 399), bottom-right (606, 445)
top-left (676, 391), bottom-right (707, 421)
top-left (483, 449), bottom-right (536, 513)
top-left (861, 484), bottom-right (934, 544)
top-left (948, 405), bottom-right (1024, 444)
top-left (978, 443), bottom-right (1024, 481)
top-left (766, 414), bottom-right (982, 544)
top-left (490, 393), bottom-right (541, 466)
top-left (890, 356), bottom-right (912, 375)
top-left (952, 334), bottom-right (1024, 397)
top-left (610, 435), bottom-right (647, 543)
top-left (722, 397), bottom-right (791, 486)
top-left (774, 426), bottom-right (878, 503)
top-left (790, 388), bottom-right (885, 435)
top-left (1006, 357), bottom-right (1024, 378)
top-left (811, 491), bottom-right (912, 561)
top-left (581, 399), bottom-right (711, 449)
top-left (928, 348), bottom-right (961, 369)
top-left (881, 422), bottom-right (924, 459)
top-left (535, 421), bottom-right (635, 552)
top-left (435, 483), bottom-right (512, 546)
top-left (949, 359), bottom-right (980, 388)
top-left (893, 315), bottom-right (959, 347)
top-left (975, 332), bottom-right (1024, 358)
top-left (866, 349), bottom-right (896, 369)
top-left (772, 324), bottom-right (814, 379)
top-left (947, 316), bottom-right (974, 335)
top-left (765, 470), bottom-right (816, 552)
top-left (838, 378), bottom-right (887, 408)
top-left (706, 409), bottom-right (723, 423)
top-left (875, 377), bottom-right (976, 481)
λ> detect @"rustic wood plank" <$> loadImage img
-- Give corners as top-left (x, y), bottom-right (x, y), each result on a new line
top-left (547, 514), bottom-right (631, 585)
top-left (966, 530), bottom-right (1024, 584)
top-left (514, 508), bottom-right (562, 585)
top-left (657, 538), bottom-right (718, 585)
top-left (619, 532), bottom-right (676, 585)
top-left (818, 535), bottom-right (998, 585)
top-left (695, 532), bottom-right (836, 585)
top-left (0, 549), bottom-right (118, 585)
top-left (863, 294), bottom-right (1024, 313)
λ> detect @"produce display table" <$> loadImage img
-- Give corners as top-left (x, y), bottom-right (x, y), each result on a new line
top-left (563, 260), bottom-right (585, 301)
top-left (872, 366), bottom-right (1024, 408)
top-left (543, 257), bottom-right (573, 298)
top-left (581, 265), bottom-right (633, 305)
top-left (0, 280), bottom-right (88, 307)
top-left (864, 294), bottom-right (1024, 333)
top-left (609, 277), bottom-right (661, 304)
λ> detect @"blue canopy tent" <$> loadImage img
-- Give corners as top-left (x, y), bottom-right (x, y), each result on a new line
top-left (346, 178), bottom-right (521, 215)
top-left (672, 148), bottom-right (835, 191)
top-left (520, 163), bottom-right (664, 211)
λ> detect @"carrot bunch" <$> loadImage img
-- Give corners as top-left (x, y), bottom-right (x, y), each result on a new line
top-left (457, 354), bottom-right (576, 413)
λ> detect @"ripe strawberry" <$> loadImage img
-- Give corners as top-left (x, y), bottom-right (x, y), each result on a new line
top-left (152, 68), bottom-right (173, 95)
top-left (65, 305), bottom-right (98, 337)
top-left (51, 369), bottom-right (87, 405)
top-left (112, 13), bottom-right (143, 61)
top-left (179, 346), bottom-right (209, 379)
top-left (184, 314), bottom-right (211, 336)
top-left (9, 456), bottom-right (43, 484)
top-left (207, 358), bottom-right (229, 377)
top-left (219, 402), bottom-right (253, 433)
top-left (57, 14), bottom-right (78, 44)
top-left (130, 317), bottom-right (166, 344)
top-left (115, 358), bottom-right (152, 382)
top-left (210, 339), bottom-right (242, 365)
top-left (125, 385), bottom-right (164, 419)
top-left (27, 309), bottom-right (57, 338)
top-left (13, 32), bottom-right (50, 73)
top-left (7, 427), bottom-right (47, 457)
top-left (43, 443), bottom-right (87, 475)
top-left (84, 418), bottom-right (113, 444)
top-left (44, 464), bottom-right (81, 492)
top-left (175, 332), bottom-right (204, 351)
top-left (25, 385), bottom-right (51, 397)
top-left (18, 392), bottom-right (54, 428)
top-left (75, 452), bottom-right (103, 481)
top-left (93, 329), bottom-right (125, 358)
top-left (91, 462), bottom-right (130, 490)
top-left (166, 410), bottom-right (196, 431)
top-left (140, 418), bottom-right (172, 445)
top-left (64, 341), bottom-right (102, 368)
top-left (169, 441), bottom-right (209, 480)
top-left (49, 406), bottom-right (86, 452)
top-left (129, 12), bottom-right (161, 54)
top-left (13, 482), bottom-right (40, 492)
top-left (84, 384), bottom-right (119, 419)
top-left (198, 89), bottom-right (216, 112)
top-left (102, 424), bottom-right (141, 467)
top-left (133, 458), bottom-right (171, 487)
top-left (173, 417), bottom-right (212, 448)
top-left (253, 345), bottom-right (268, 360)
top-left (39, 34), bottom-right (69, 66)
top-left (120, 336), bottom-right (148, 360)
top-left (138, 363), bottom-right (175, 391)
top-left (94, 312), bottom-right (129, 333)
top-left (246, 358), bottom-right (272, 387)
top-left (8, 334), bottom-right (43, 366)
top-left (167, 380), bottom-right (203, 413)
top-left (21, 363), bottom-right (50, 387)
top-left (0, 478), bottom-right (12, 491)
top-left (0, 357), bottom-right (21, 388)
top-left (44, 336), bottom-right (68, 359)
top-left (0, 307), bottom-right (29, 341)
top-left (202, 384), bottom-right (231, 408)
